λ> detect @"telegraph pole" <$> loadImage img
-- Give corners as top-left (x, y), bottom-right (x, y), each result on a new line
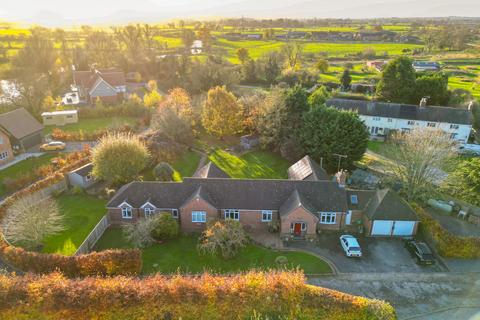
top-left (332, 154), bottom-right (347, 172)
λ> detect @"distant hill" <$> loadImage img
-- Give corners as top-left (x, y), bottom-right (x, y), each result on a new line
top-left (0, 0), bottom-right (479, 26)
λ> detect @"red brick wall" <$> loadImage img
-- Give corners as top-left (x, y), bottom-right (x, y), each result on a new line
top-left (108, 207), bottom-right (142, 225)
top-left (220, 210), bottom-right (277, 232)
top-left (179, 198), bottom-right (218, 233)
top-left (280, 207), bottom-right (319, 236)
top-left (0, 130), bottom-right (14, 165)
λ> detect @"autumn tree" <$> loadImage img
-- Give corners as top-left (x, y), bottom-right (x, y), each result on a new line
top-left (201, 86), bottom-right (243, 138)
top-left (281, 42), bottom-right (303, 70)
top-left (385, 129), bottom-right (456, 200)
top-left (2, 193), bottom-right (65, 250)
top-left (197, 220), bottom-right (249, 259)
top-left (316, 59), bottom-right (329, 73)
top-left (92, 132), bottom-right (150, 184)
top-left (143, 80), bottom-right (162, 108)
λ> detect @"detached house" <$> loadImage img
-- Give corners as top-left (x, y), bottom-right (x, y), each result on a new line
top-left (107, 156), bottom-right (419, 239)
top-left (326, 98), bottom-right (472, 142)
top-left (73, 68), bottom-right (126, 104)
top-left (0, 108), bottom-right (44, 165)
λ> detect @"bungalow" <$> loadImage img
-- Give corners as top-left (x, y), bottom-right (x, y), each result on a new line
top-left (73, 68), bottom-right (126, 104)
top-left (412, 61), bottom-right (440, 72)
top-left (0, 108), bottom-right (44, 163)
top-left (326, 98), bottom-right (472, 143)
top-left (106, 157), bottom-right (418, 239)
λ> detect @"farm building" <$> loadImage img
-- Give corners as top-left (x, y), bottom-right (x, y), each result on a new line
top-left (41, 110), bottom-right (78, 126)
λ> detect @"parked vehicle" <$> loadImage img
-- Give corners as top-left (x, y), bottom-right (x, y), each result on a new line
top-left (340, 235), bottom-right (362, 257)
top-left (458, 144), bottom-right (480, 156)
top-left (405, 240), bottom-right (435, 265)
top-left (40, 141), bottom-right (66, 151)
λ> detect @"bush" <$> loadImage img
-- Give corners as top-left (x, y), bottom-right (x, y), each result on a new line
top-left (0, 271), bottom-right (395, 320)
top-left (198, 220), bottom-right (249, 259)
top-left (415, 205), bottom-right (480, 259)
top-left (153, 162), bottom-right (174, 181)
top-left (150, 213), bottom-right (179, 241)
top-left (0, 242), bottom-right (141, 277)
top-left (123, 219), bottom-right (155, 249)
top-left (275, 255), bottom-right (288, 265)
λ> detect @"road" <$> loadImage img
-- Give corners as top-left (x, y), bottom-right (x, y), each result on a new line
top-left (309, 272), bottom-right (480, 320)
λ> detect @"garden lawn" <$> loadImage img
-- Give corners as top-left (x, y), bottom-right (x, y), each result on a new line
top-left (42, 194), bottom-right (107, 255)
top-left (44, 116), bottom-right (137, 135)
top-left (209, 149), bottom-right (290, 179)
top-left (141, 150), bottom-right (202, 181)
top-left (95, 229), bottom-right (331, 274)
top-left (0, 153), bottom-right (59, 197)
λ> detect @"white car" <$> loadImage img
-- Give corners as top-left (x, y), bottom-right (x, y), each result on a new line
top-left (340, 235), bottom-right (362, 258)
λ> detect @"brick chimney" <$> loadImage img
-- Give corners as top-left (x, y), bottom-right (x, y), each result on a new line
top-left (335, 170), bottom-right (347, 188)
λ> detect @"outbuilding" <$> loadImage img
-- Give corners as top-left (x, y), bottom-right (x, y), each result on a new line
top-left (0, 107), bottom-right (44, 152)
top-left (68, 163), bottom-right (96, 189)
top-left (41, 110), bottom-right (78, 126)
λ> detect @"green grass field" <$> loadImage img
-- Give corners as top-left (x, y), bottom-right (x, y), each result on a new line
top-left (208, 149), bottom-right (290, 179)
top-left (141, 150), bottom-right (202, 181)
top-left (95, 229), bottom-right (331, 274)
top-left (44, 116), bottom-right (137, 135)
top-left (0, 153), bottom-right (59, 197)
top-left (42, 194), bottom-right (107, 255)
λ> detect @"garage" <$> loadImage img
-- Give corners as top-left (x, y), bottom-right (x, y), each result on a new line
top-left (355, 189), bottom-right (419, 237)
top-left (371, 220), bottom-right (393, 236)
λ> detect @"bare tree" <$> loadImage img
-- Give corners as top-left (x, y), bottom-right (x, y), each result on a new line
top-left (197, 220), bottom-right (249, 259)
top-left (2, 193), bottom-right (65, 250)
top-left (384, 129), bottom-right (456, 200)
top-left (123, 218), bottom-right (155, 248)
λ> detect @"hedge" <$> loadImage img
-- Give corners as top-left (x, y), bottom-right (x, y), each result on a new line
top-left (415, 205), bottom-right (480, 259)
top-left (0, 271), bottom-right (396, 320)
top-left (0, 153), bottom-right (143, 277)
top-left (51, 125), bottom-right (139, 142)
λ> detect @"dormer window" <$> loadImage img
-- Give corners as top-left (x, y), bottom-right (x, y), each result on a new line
top-left (144, 207), bottom-right (155, 218)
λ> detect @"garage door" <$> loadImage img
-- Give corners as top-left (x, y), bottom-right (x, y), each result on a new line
top-left (371, 220), bottom-right (393, 236)
top-left (392, 221), bottom-right (415, 236)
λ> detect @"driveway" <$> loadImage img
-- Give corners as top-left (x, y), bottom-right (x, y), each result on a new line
top-left (308, 272), bottom-right (480, 320)
top-left (285, 233), bottom-right (446, 273)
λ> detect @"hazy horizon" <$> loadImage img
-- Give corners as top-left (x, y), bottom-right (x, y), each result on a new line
top-left (1, 0), bottom-right (479, 27)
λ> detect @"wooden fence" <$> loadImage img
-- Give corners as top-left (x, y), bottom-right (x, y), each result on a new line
top-left (75, 215), bottom-right (110, 255)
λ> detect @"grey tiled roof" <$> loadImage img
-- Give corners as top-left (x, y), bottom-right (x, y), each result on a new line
top-left (363, 189), bottom-right (418, 221)
top-left (279, 189), bottom-right (318, 217)
top-left (70, 163), bottom-right (93, 177)
top-left (193, 161), bottom-right (230, 179)
top-left (107, 178), bottom-right (348, 213)
top-left (0, 108), bottom-right (43, 139)
top-left (326, 98), bottom-right (472, 125)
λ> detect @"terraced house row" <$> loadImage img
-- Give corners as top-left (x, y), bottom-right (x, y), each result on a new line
top-left (107, 156), bottom-right (419, 238)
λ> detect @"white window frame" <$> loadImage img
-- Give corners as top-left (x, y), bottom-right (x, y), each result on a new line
top-left (301, 222), bottom-right (307, 231)
top-left (407, 120), bottom-right (415, 126)
top-left (0, 151), bottom-right (8, 160)
top-left (427, 122), bottom-right (436, 128)
top-left (450, 124), bottom-right (459, 130)
top-left (350, 195), bottom-right (358, 204)
top-left (172, 209), bottom-right (178, 218)
top-left (320, 212), bottom-right (336, 225)
top-left (261, 210), bottom-right (273, 222)
top-left (387, 118), bottom-right (393, 122)
top-left (121, 207), bottom-right (133, 219)
top-left (144, 207), bottom-right (155, 218)
top-left (85, 173), bottom-right (92, 182)
top-left (224, 209), bottom-right (240, 221)
top-left (192, 211), bottom-right (206, 223)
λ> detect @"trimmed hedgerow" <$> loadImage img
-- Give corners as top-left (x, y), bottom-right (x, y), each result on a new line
top-left (0, 271), bottom-right (395, 320)
top-left (415, 205), bottom-right (480, 259)
top-left (0, 151), bottom-right (142, 277)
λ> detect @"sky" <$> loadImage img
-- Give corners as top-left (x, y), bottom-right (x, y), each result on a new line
top-left (0, 0), bottom-right (479, 26)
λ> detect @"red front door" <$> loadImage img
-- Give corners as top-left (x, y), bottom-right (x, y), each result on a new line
top-left (294, 223), bottom-right (302, 236)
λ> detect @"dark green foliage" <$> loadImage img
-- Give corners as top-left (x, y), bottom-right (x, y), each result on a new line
top-left (298, 105), bottom-right (369, 171)
top-left (340, 69), bottom-right (352, 90)
top-left (150, 213), bottom-right (179, 241)
top-left (413, 72), bottom-right (450, 106)
top-left (153, 162), bottom-right (174, 181)
top-left (443, 158), bottom-right (480, 207)
top-left (376, 56), bottom-right (417, 103)
top-left (261, 51), bottom-right (282, 85)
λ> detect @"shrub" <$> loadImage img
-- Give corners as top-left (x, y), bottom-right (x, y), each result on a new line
top-left (150, 213), bottom-right (179, 241)
top-left (198, 220), bottom-right (249, 259)
top-left (92, 132), bottom-right (150, 184)
top-left (153, 162), bottom-right (174, 181)
top-left (415, 204), bottom-right (480, 259)
top-left (0, 242), bottom-right (141, 277)
top-left (0, 271), bottom-right (395, 320)
top-left (70, 186), bottom-right (85, 195)
top-left (123, 219), bottom-right (155, 249)
top-left (275, 255), bottom-right (288, 265)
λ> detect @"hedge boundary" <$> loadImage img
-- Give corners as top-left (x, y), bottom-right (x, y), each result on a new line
top-left (414, 204), bottom-right (480, 259)
top-left (0, 153), bottom-right (142, 276)
top-left (0, 271), bottom-right (396, 320)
